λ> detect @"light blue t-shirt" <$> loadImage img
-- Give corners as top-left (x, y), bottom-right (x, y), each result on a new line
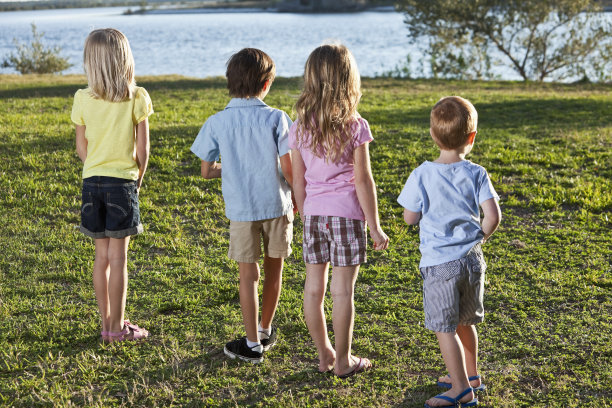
top-left (190, 98), bottom-right (293, 221)
top-left (397, 160), bottom-right (499, 268)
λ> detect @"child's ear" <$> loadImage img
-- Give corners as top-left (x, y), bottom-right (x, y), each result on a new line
top-left (468, 131), bottom-right (477, 144)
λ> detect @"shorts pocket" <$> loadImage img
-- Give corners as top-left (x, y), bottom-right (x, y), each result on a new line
top-left (330, 218), bottom-right (360, 246)
top-left (428, 259), bottom-right (463, 281)
top-left (81, 192), bottom-right (94, 215)
top-left (106, 189), bottom-right (131, 218)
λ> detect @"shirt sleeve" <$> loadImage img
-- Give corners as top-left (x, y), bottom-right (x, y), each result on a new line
top-left (133, 87), bottom-right (154, 124)
top-left (478, 168), bottom-right (499, 204)
top-left (277, 111), bottom-right (293, 157)
top-left (353, 117), bottom-right (374, 147)
top-left (397, 170), bottom-right (422, 213)
top-left (70, 90), bottom-right (85, 125)
top-left (190, 120), bottom-right (219, 162)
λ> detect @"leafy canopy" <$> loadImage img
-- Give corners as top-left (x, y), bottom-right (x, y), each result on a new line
top-left (396, 0), bottom-right (612, 81)
top-left (2, 23), bottom-right (72, 75)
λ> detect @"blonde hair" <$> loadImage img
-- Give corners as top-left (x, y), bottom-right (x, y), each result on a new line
top-left (84, 28), bottom-right (136, 102)
top-left (295, 44), bottom-right (361, 164)
top-left (430, 96), bottom-right (478, 150)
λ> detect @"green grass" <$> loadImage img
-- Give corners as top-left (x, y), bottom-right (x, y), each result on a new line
top-left (0, 74), bottom-right (610, 407)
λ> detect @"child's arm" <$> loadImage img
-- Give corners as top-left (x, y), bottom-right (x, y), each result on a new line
top-left (354, 143), bottom-right (389, 250)
top-left (75, 125), bottom-right (87, 163)
top-left (201, 160), bottom-right (221, 179)
top-left (480, 197), bottom-right (501, 243)
top-left (135, 118), bottom-right (150, 191)
top-left (279, 153), bottom-right (293, 187)
top-left (290, 149), bottom-right (306, 220)
top-left (403, 209), bottom-right (421, 225)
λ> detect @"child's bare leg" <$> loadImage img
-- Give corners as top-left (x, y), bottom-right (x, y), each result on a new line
top-left (456, 324), bottom-right (481, 387)
top-left (260, 256), bottom-right (283, 330)
top-left (108, 237), bottom-right (130, 333)
top-left (93, 238), bottom-right (110, 332)
top-left (239, 262), bottom-right (260, 343)
top-left (330, 265), bottom-right (361, 375)
top-left (303, 263), bottom-right (335, 372)
top-left (425, 331), bottom-right (474, 407)
top-left (438, 325), bottom-right (481, 387)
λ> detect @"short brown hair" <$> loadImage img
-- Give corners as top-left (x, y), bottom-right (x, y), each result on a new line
top-left (430, 96), bottom-right (478, 150)
top-left (226, 48), bottom-right (276, 98)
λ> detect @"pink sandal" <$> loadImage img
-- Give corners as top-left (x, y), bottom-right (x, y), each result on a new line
top-left (106, 321), bottom-right (149, 343)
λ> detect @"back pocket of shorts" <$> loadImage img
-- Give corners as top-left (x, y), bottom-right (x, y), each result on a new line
top-left (81, 192), bottom-right (94, 215)
top-left (106, 190), bottom-right (130, 218)
top-left (428, 259), bottom-right (463, 281)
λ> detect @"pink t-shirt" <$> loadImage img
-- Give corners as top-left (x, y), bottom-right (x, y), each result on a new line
top-left (289, 116), bottom-right (373, 220)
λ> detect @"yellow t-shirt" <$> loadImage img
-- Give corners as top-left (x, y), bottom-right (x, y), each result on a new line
top-left (71, 86), bottom-right (153, 180)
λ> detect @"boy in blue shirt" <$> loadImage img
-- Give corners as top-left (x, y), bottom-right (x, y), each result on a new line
top-left (191, 48), bottom-right (294, 363)
top-left (398, 96), bottom-right (501, 407)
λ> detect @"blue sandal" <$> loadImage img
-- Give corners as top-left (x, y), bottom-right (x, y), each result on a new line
top-left (437, 375), bottom-right (486, 392)
top-left (424, 387), bottom-right (478, 407)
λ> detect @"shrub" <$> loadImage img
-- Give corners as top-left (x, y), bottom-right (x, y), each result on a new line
top-left (2, 23), bottom-right (72, 74)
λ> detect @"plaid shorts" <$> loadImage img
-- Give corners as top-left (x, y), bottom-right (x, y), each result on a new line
top-left (420, 244), bottom-right (486, 333)
top-left (303, 215), bottom-right (367, 266)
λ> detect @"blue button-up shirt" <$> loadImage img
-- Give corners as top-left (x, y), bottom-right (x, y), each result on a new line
top-left (191, 98), bottom-right (293, 221)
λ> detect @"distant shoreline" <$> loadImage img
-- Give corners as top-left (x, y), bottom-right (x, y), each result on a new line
top-left (0, 1), bottom-right (397, 13)
top-left (124, 5), bottom-right (396, 15)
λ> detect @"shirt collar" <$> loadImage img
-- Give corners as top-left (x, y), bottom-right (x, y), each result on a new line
top-left (226, 97), bottom-right (267, 109)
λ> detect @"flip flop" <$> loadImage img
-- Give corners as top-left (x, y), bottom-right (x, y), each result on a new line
top-left (336, 357), bottom-right (371, 379)
top-left (437, 375), bottom-right (487, 392)
top-left (106, 321), bottom-right (149, 343)
top-left (424, 387), bottom-right (478, 407)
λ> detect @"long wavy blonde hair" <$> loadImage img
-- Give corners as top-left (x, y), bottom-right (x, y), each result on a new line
top-left (295, 44), bottom-right (361, 164)
top-left (84, 28), bottom-right (136, 102)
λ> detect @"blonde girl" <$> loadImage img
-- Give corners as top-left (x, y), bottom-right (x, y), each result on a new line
top-left (289, 44), bottom-right (389, 377)
top-left (71, 28), bottom-right (152, 342)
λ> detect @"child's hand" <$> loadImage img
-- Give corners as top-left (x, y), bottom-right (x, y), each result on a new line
top-left (370, 227), bottom-right (389, 251)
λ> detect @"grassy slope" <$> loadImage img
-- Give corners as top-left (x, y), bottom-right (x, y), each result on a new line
top-left (0, 74), bottom-right (610, 407)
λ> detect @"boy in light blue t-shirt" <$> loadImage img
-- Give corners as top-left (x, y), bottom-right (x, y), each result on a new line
top-left (398, 96), bottom-right (501, 408)
top-left (191, 48), bottom-right (294, 364)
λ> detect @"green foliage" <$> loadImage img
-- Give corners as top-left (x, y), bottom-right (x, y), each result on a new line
top-left (396, 0), bottom-right (612, 82)
top-left (0, 75), bottom-right (610, 406)
top-left (2, 23), bottom-right (72, 75)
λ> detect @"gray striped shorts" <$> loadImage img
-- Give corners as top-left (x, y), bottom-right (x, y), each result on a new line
top-left (420, 244), bottom-right (486, 333)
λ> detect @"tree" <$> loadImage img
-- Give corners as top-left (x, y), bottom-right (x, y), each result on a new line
top-left (2, 23), bottom-right (72, 75)
top-left (396, 0), bottom-right (612, 82)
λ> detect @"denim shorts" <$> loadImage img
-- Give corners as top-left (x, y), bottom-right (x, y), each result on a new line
top-left (420, 244), bottom-right (486, 333)
top-left (302, 215), bottom-right (367, 266)
top-left (80, 176), bottom-right (143, 239)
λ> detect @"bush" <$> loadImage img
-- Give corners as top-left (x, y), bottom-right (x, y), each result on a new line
top-left (2, 23), bottom-right (72, 74)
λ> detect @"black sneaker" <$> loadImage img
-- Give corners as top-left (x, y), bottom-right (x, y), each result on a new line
top-left (259, 326), bottom-right (277, 352)
top-left (223, 337), bottom-right (263, 363)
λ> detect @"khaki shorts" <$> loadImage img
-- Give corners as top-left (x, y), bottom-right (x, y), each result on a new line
top-left (228, 213), bottom-right (294, 263)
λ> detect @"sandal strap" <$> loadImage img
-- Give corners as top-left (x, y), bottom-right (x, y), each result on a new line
top-left (456, 387), bottom-right (473, 400)
top-left (432, 394), bottom-right (457, 405)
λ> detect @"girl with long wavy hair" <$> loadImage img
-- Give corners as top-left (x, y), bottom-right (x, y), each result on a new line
top-left (289, 44), bottom-right (389, 378)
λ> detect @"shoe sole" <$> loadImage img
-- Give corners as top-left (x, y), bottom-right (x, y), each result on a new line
top-left (223, 346), bottom-right (263, 364)
top-left (261, 340), bottom-right (276, 352)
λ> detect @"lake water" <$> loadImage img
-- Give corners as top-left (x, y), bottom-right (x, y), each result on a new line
top-left (0, 7), bottom-right (423, 78)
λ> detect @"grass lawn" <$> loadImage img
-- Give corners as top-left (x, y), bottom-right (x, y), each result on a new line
top-left (0, 74), bottom-right (610, 407)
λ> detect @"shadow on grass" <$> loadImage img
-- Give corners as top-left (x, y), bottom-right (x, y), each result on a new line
top-left (0, 77), bottom-right (302, 100)
top-left (363, 97), bottom-right (612, 136)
